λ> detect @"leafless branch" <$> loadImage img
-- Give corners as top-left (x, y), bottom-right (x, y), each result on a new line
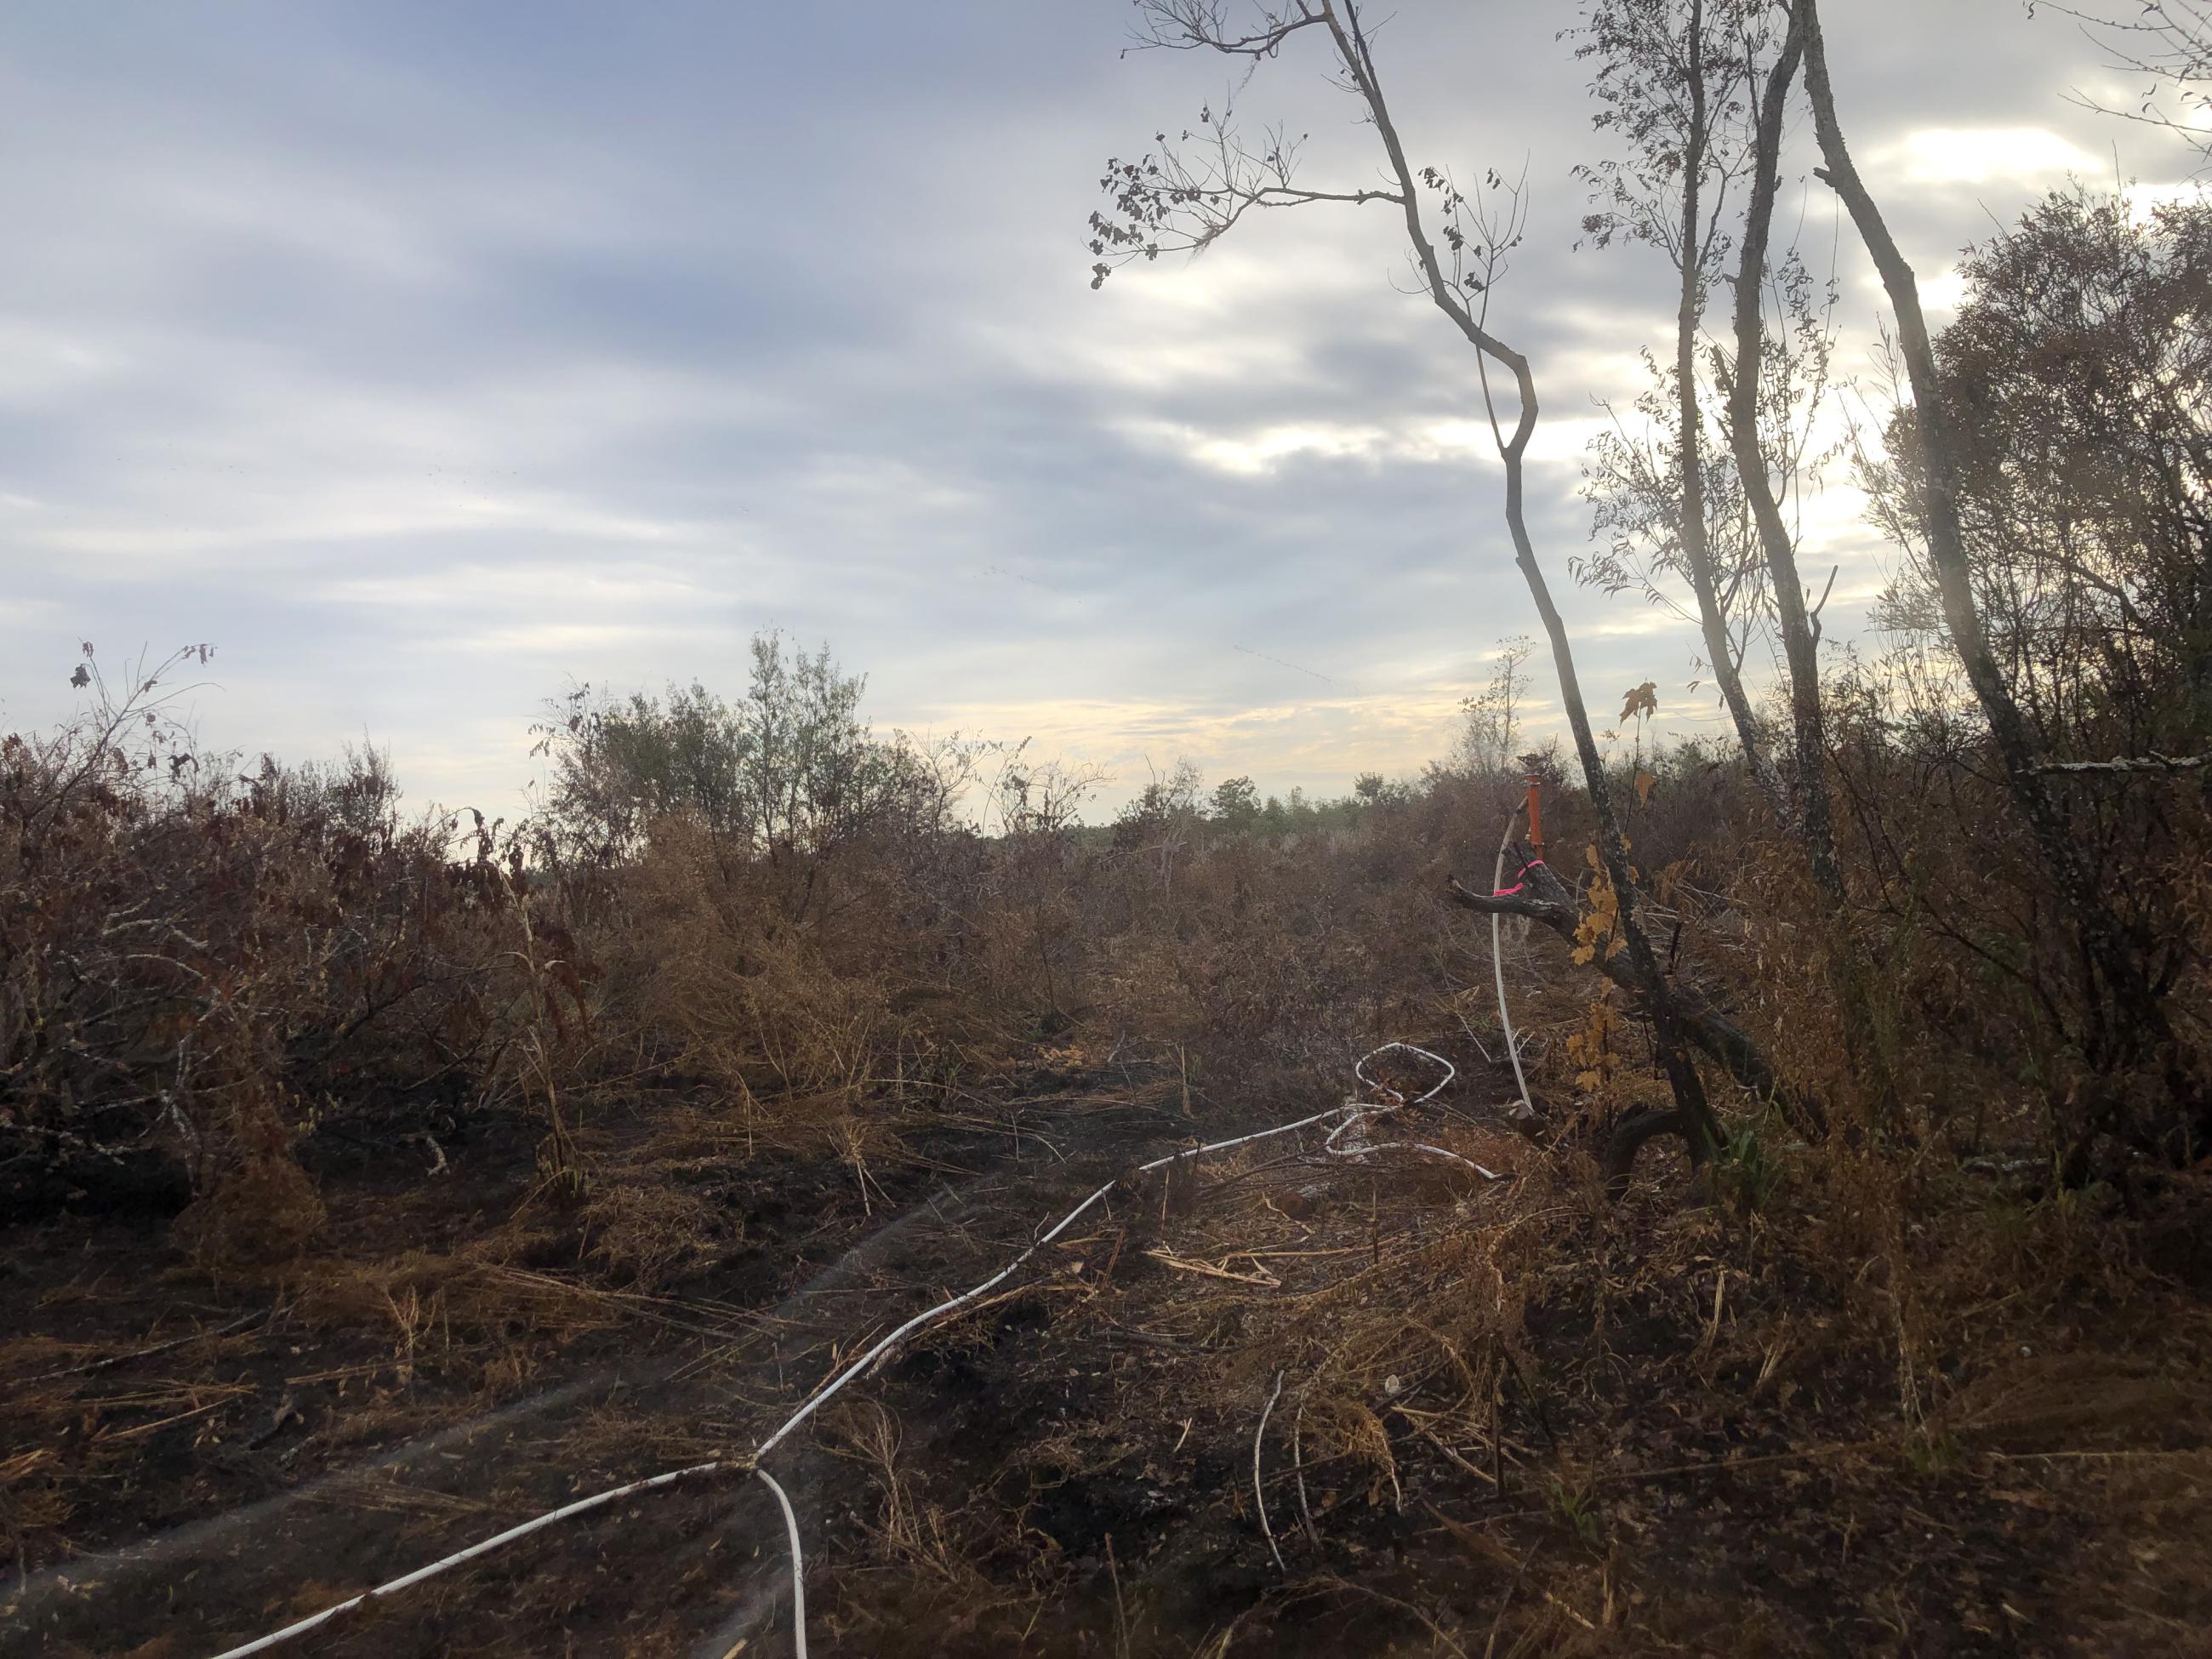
top-left (2033, 0), bottom-right (2212, 159)
top-left (2030, 750), bottom-right (2210, 776)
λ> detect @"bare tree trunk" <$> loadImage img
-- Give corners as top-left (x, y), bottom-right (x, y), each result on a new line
top-left (1671, 0), bottom-right (1786, 816)
top-left (1497, 383), bottom-right (1725, 1164)
top-left (1322, 2), bottom-right (1723, 1163)
top-left (1725, 16), bottom-right (1839, 893)
top-left (1798, 0), bottom-right (2178, 1088)
top-left (1722, 9), bottom-right (1891, 1108)
top-left (1099, 0), bottom-right (1797, 1172)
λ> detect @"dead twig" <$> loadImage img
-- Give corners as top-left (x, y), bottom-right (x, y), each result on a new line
top-left (1255, 1368), bottom-right (1287, 1571)
top-left (1144, 1246), bottom-right (1282, 1287)
top-left (17, 1307), bottom-right (269, 1385)
top-left (1292, 1397), bottom-right (1322, 1548)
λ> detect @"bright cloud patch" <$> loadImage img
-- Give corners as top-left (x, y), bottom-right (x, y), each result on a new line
top-left (1182, 421), bottom-right (1391, 476)
top-left (1881, 127), bottom-right (2093, 185)
top-left (1130, 413), bottom-right (1617, 478)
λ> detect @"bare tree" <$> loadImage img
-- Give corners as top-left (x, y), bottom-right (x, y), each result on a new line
top-left (1799, 0), bottom-right (2186, 1136)
top-left (1572, 0), bottom-right (1787, 812)
top-left (1720, 12), bottom-right (1831, 846)
top-left (1094, 0), bottom-right (1734, 1165)
top-left (1452, 635), bottom-right (1534, 777)
top-left (1569, 1), bottom-right (1899, 1114)
top-left (1573, 3), bottom-right (1856, 904)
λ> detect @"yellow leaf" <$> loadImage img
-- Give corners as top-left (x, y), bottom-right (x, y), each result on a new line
top-left (1634, 769), bottom-right (1658, 807)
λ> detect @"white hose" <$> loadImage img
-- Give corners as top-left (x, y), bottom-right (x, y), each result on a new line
top-left (204, 1044), bottom-right (1499, 1659)
top-left (207, 1460), bottom-right (729, 1658)
top-left (754, 1468), bottom-right (807, 1659)
top-left (1491, 805), bottom-right (1537, 1121)
top-left (1333, 1041), bottom-right (1501, 1178)
top-left (754, 1173), bottom-right (1124, 1458)
top-left (1253, 1369), bottom-right (1286, 1571)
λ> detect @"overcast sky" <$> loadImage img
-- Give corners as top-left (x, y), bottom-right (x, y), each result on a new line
top-left (0, 2), bottom-right (2198, 818)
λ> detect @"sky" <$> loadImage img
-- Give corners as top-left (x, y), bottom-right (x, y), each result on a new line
top-left (0, 1), bottom-right (2199, 820)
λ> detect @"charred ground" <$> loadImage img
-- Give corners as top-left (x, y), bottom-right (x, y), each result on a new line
top-left (3, 661), bottom-right (2209, 1656)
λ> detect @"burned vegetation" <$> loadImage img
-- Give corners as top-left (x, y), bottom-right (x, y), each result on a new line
top-left (7, 2), bottom-right (2212, 1656)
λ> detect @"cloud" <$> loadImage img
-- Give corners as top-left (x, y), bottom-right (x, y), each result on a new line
top-left (0, 0), bottom-right (2195, 816)
top-left (1878, 126), bottom-right (2096, 185)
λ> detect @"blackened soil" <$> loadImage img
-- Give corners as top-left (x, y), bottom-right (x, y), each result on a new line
top-left (0, 1069), bottom-right (1203, 1658)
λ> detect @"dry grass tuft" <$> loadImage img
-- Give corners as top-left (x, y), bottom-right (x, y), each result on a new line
top-left (172, 1145), bottom-right (328, 1273)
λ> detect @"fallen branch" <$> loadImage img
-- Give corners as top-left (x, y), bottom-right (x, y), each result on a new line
top-left (1292, 1398), bottom-right (1321, 1548)
top-left (1145, 1247), bottom-right (1282, 1287)
top-left (18, 1307), bottom-right (268, 1386)
top-left (1445, 867), bottom-right (1818, 1134)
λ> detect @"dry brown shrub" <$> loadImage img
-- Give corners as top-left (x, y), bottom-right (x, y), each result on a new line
top-left (623, 818), bottom-right (893, 1096)
top-left (822, 1400), bottom-right (987, 1586)
top-left (579, 1180), bottom-right (727, 1290)
top-left (171, 1144), bottom-right (327, 1273)
top-left (1938, 1351), bottom-right (2205, 1455)
top-left (0, 1446), bottom-right (71, 1549)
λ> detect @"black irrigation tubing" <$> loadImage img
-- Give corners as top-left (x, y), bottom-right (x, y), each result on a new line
top-left (209, 1041), bottom-right (1502, 1659)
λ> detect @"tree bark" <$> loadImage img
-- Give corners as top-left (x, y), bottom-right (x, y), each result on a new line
top-left (1725, 15), bottom-right (1839, 892)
